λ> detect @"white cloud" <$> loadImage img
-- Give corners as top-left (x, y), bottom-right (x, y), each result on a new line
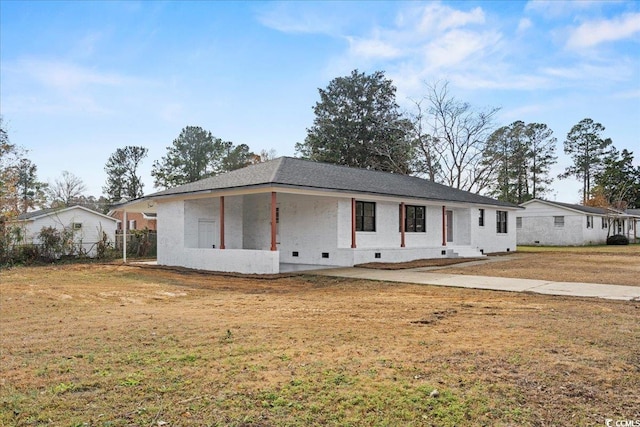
top-left (2, 57), bottom-right (148, 115)
top-left (14, 58), bottom-right (130, 91)
top-left (525, 0), bottom-right (602, 18)
top-left (417, 4), bottom-right (485, 33)
top-left (566, 12), bottom-right (640, 48)
top-left (517, 18), bottom-right (533, 33)
top-left (347, 36), bottom-right (402, 60)
top-left (255, 2), bottom-right (349, 36)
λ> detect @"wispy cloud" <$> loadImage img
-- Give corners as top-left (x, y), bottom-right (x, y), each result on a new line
top-left (525, 0), bottom-right (603, 18)
top-left (255, 2), bottom-right (350, 36)
top-left (2, 58), bottom-right (145, 115)
top-left (566, 12), bottom-right (640, 49)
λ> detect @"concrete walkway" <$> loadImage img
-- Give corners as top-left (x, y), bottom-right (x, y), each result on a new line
top-left (312, 266), bottom-right (640, 301)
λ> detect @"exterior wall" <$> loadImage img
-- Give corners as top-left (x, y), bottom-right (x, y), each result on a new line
top-left (156, 193), bottom-right (519, 273)
top-left (111, 211), bottom-right (157, 231)
top-left (516, 201), bottom-right (609, 245)
top-left (470, 207), bottom-right (518, 253)
top-left (183, 197), bottom-right (243, 249)
top-left (23, 208), bottom-right (117, 256)
top-left (277, 193), bottom-right (341, 265)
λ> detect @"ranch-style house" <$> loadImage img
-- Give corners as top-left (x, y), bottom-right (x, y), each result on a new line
top-left (118, 157), bottom-right (520, 274)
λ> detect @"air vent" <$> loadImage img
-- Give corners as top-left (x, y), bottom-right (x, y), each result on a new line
top-left (322, 252), bottom-right (329, 258)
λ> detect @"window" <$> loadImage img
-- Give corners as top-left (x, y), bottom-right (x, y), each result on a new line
top-left (479, 209), bottom-right (485, 227)
top-left (602, 217), bottom-right (607, 229)
top-left (400, 205), bottom-right (426, 232)
top-left (72, 222), bottom-right (82, 230)
top-left (586, 215), bottom-right (593, 229)
top-left (129, 219), bottom-right (137, 230)
top-left (496, 211), bottom-right (508, 234)
top-left (554, 216), bottom-right (564, 227)
top-left (356, 201), bottom-right (376, 232)
top-left (516, 217), bottom-right (522, 228)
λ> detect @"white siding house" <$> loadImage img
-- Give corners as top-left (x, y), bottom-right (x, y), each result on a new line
top-left (119, 157), bottom-right (520, 274)
top-left (517, 199), bottom-right (637, 246)
top-left (15, 206), bottom-right (118, 257)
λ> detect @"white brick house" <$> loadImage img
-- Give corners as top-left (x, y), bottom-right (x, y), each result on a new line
top-left (119, 157), bottom-right (520, 274)
top-left (517, 199), bottom-right (638, 246)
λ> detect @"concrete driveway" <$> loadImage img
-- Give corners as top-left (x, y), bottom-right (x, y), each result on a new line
top-left (312, 267), bottom-right (640, 301)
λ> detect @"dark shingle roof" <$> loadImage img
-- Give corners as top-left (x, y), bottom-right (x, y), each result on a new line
top-left (17, 207), bottom-right (62, 220)
top-left (524, 199), bottom-right (630, 215)
top-left (145, 157), bottom-right (517, 208)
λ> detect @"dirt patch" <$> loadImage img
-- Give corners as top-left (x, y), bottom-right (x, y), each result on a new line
top-left (356, 258), bottom-right (485, 269)
top-left (1, 263), bottom-right (639, 426)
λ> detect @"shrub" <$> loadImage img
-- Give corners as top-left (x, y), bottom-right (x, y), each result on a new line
top-left (606, 234), bottom-right (629, 245)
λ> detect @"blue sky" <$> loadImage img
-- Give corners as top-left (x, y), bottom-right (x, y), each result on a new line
top-left (1, 0), bottom-right (639, 204)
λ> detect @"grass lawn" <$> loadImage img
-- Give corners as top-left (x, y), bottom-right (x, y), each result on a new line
top-left (1, 263), bottom-right (639, 426)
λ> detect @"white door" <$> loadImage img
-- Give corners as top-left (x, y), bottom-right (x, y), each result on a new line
top-left (198, 219), bottom-right (217, 248)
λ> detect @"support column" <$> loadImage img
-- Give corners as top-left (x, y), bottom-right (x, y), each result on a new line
top-left (442, 205), bottom-right (446, 246)
top-left (219, 196), bottom-right (225, 249)
top-left (270, 192), bottom-right (277, 251)
top-left (122, 210), bottom-right (127, 263)
top-left (351, 198), bottom-right (357, 249)
top-left (400, 202), bottom-right (406, 248)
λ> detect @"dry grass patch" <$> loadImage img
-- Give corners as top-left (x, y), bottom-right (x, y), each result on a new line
top-left (441, 245), bottom-right (640, 286)
top-left (1, 264), bottom-right (639, 426)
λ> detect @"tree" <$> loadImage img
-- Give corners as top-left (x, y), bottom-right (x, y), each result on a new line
top-left (591, 148), bottom-right (640, 209)
top-left (0, 116), bottom-right (23, 220)
top-left (482, 121), bottom-right (557, 203)
top-left (15, 158), bottom-right (48, 213)
top-left (220, 142), bottom-right (256, 172)
top-left (559, 118), bottom-right (613, 203)
top-left (47, 171), bottom-right (87, 208)
top-left (151, 126), bottom-right (227, 189)
top-left (412, 81), bottom-right (500, 192)
top-left (525, 123), bottom-right (557, 199)
top-left (103, 146), bottom-right (148, 203)
top-left (482, 121), bottom-right (527, 203)
top-left (295, 69), bottom-right (414, 174)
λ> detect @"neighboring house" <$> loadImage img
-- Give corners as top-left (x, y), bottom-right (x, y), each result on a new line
top-left (517, 199), bottom-right (638, 246)
top-left (626, 209), bottom-right (640, 243)
top-left (108, 210), bottom-right (157, 232)
top-left (14, 205), bottom-right (118, 257)
top-left (119, 157), bottom-right (520, 274)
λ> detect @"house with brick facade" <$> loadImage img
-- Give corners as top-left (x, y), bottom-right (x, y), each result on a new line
top-left (517, 199), bottom-right (638, 246)
top-left (118, 157), bottom-right (519, 274)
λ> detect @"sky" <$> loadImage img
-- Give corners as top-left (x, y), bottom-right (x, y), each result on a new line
top-left (1, 0), bottom-right (639, 205)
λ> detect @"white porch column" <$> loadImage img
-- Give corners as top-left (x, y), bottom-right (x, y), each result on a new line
top-left (122, 210), bottom-right (127, 263)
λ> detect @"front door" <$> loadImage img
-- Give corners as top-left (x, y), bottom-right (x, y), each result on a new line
top-left (446, 210), bottom-right (454, 243)
top-left (198, 219), bottom-right (217, 248)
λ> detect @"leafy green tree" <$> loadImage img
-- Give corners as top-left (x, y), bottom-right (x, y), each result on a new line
top-left (103, 146), bottom-right (148, 202)
top-left (220, 142), bottom-right (256, 172)
top-left (592, 148), bottom-right (640, 209)
top-left (16, 158), bottom-right (48, 213)
top-left (483, 121), bottom-right (527, 203)
top-left (296, 69), bottom-right (414, 174)
top-left (525, 123), bottom-right (557, 199)
top-left (151, 126), bottom-right (228, 189)
top-left (482, 121), bottom-right (557, 203)
top-left (559, 118), bottom-right (613, 203)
